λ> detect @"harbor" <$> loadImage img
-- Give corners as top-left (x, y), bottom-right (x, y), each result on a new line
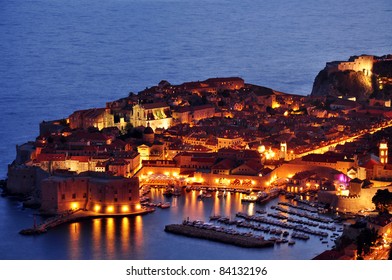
top-left (1, 182), bottom-right (346, 260)
top-left (146, 185), bottom-right (345, 250)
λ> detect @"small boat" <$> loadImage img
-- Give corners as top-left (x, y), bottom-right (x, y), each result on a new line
top-left (159, 202), bottom-right (171, 209)
top-left (288, 240), bottom-right (295, 246)
top-left (241, 195), bottom-right (258, 203)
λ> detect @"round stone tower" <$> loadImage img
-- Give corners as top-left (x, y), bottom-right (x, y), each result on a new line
top-left (143, 124), bottom-right (155, 145)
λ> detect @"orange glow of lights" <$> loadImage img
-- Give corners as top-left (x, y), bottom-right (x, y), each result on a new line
top-left (135, 204), bottom-right (141, 210)
top-left (107, 206), bottom-right (114, 213)
top-left (94, 205), bottom-right (101, 212)
top-left (122, 205), bottom-right (129, 212)
top-left (258, 145), bottom-right (265, 153)
top-left (71, 202), bottom-right (78, 210)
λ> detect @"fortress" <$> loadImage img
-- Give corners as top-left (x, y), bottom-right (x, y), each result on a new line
top-left (326, 55), bottom-right (374, 76)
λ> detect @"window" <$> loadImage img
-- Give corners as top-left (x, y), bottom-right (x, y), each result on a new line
top-left (83, 193), bottom-right (87, 198)
top-left (114, 198), bottom-right (118, 202)
top-left (129, 197), bottom-right (132, 201)
top-left (61, 194), bottom-right (65, 200)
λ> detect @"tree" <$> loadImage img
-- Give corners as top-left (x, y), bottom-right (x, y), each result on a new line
top-left (356, 228), bottom-right (379, 256)
top-left (372, 189), bottom-right (392, 212)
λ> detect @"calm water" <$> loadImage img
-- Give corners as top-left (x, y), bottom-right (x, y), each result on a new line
top-left (0, 189), bottom-right (339, 260)
top-left (0, 0), bottom-right (391, 259)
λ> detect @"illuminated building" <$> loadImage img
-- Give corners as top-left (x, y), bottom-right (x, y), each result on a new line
top-left (379, 140), bottom-right (388, 165)
top-left (172, 104), bottom-right (215, 124)
top-left (40, 172), bottom-right (140, 214)
top-left (131, 102), bottom-right (172, 130)
top-left (68, 108), bottom-right (114, 130)
top-left (326, 55), bottom-right (374, 76)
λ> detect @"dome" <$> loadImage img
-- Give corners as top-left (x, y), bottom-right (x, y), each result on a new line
top-left (144, 126), bottom-right (154, 135)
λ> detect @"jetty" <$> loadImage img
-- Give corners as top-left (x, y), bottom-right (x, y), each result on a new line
top-left (164, 221), bottom-right (274, 248)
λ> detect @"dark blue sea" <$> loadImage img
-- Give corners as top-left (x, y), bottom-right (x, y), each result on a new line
top-left (0, 0), bottom-right (391, 259)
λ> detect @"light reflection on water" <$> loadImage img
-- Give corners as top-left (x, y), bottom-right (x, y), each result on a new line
top-left (68, 222), bottom-right (81, 259)
top-left (92, 219), bottom-right (102, 259)
top-left (120, 217), bottom-right (129, 255)
top-left (106, 218), bottom-right (115, 258)
top-left (36, 189), bottom-right (339, 260)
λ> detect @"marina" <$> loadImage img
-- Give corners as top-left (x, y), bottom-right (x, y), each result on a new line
top-left (1, 178), bottom-right (347, 259)
top-left (147, 186), bottom-right (344, 250)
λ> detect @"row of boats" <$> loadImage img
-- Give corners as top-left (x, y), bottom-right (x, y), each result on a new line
top-left (278, 201), bottom-right (318, 213)
top-left (182, 219), bottom-right (295, 245)
top-left (241, 189), bottom-right (281, 204)
top-left (235, 212), bottom-right (330, 238)
top-left (186, 186), bottom-right (253, 195)
top-left (271, 205), bottom-right (334, 224)
top-left (140, 199), bottom-right (171, 209)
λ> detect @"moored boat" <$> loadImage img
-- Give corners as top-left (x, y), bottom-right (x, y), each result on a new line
top-left (159, 202), bottom-right (171, 209)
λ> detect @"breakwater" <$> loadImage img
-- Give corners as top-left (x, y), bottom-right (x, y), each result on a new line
top-left (164, 222), bottom-right (274, 248)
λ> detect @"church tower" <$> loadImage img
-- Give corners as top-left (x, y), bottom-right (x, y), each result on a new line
top-left (379, 140), bottom-right (388, 165)
top-left (143, 122), bottom-right (155, 145)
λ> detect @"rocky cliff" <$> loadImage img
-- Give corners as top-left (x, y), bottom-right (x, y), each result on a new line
top-left (311, 68), bottom-right (373, 101)
top-left (311, 56), bottom-right (392, 101)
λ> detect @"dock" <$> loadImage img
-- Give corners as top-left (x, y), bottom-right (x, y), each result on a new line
top-left (164, 223), bottom-right (274, 248)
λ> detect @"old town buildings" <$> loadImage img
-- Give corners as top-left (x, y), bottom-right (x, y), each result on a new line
top-left (6, 76), bottom-right (392, 214)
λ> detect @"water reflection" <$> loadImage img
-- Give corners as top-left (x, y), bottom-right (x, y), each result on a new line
top-left (224, 191), bottom-right (232, 217)
top-left (133, 215), bottom-right (143, 249)
top-left (247, 202), bottom-right (255, 216)
top-left (92, 218), bottom-right (102, 259)
top-left (68, 222), bottom-right (81, 259)
top-left (171, 196), bottom-right (178, 214)
top-left (121, 217), bottom-right (129, 255)
top-left (106, 218), bottom-right (115, 258)
top-left (184, 190), bottom-right (205, 219)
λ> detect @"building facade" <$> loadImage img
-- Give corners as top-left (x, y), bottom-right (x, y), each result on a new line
top-left (131, 102), bottom-right (172, 130)
top-left (40, 173), bottom-right (140, 214)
